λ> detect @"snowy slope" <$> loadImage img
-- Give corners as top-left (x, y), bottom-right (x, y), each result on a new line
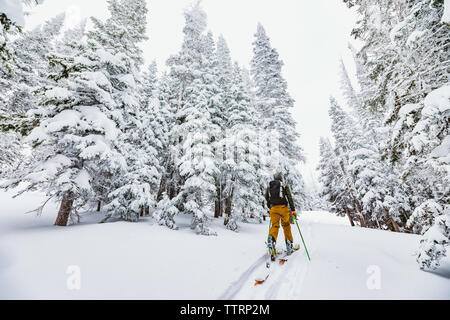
top-left (0, 189), bottom-right (449, 300)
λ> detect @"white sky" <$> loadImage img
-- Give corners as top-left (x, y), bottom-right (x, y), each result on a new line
top-left (23, 0), bottom-right (359, 187)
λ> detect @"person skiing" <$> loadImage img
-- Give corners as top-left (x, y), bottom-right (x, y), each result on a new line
top-left (265, 172), bottom-right (297, 256)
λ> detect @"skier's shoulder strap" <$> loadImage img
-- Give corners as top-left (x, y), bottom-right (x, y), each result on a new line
top-left (282, 183), bottom-right (296, 212)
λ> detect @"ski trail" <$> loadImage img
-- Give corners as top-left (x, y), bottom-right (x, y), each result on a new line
top-left (220, 219), bottom-right (314, 300)
top-left (265, 221), bottom-right (313, 299)
top-left (289, 222), bottom-right (313, 298)
top-left (264, 255), bottom-right (293, 299)
top-left (218, 253), bottom-right (267, 300)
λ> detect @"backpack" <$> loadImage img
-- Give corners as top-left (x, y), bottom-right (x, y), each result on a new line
top-left (268, 180), bottom-right (288, 207)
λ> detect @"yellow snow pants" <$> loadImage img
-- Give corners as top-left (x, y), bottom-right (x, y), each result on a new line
top-left (269, 205), bottom-right (293, 243)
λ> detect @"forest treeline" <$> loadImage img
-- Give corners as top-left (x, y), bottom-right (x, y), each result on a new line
top-left (318, 0), bottom-right (449, 269)
top-left (0, 1), bottom-right (309, 235)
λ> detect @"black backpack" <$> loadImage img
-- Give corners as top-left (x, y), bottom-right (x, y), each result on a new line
top-left (268, 180), bottom-right (287, 207)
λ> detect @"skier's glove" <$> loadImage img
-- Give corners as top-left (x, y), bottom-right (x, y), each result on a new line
top-left (292, 211), bottom-right (297, 219)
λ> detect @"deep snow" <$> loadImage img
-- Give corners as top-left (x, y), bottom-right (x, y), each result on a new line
top-left (0, 188), bottom-right (449, 300)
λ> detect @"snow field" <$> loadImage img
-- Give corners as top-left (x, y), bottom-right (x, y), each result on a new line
top-left (1, 189), bottom-right (449, 300)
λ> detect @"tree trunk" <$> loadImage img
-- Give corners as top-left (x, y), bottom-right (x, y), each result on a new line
top-left (357, 215), bottom-right (366, 228)
top-left (157, 174), bottom-right (167, 202)
top-left (214, 199), bottom-right (221, 218)
top-left (55, 192), bottom-right (73, 226)
top-left (345, 208), bottom-right (355, 227)
top-left (223, 195), bottom-right (233, 226)
top-left (214, 180), bottom-right (222, 218)
top-left (386, 210), bottom-right (400, 232)
top-left (354, 200), bottom-right (366, 227)
top-left (392, 218), bottom-right (400, 233)
top-left (96, 200), bottom-right (101, 212)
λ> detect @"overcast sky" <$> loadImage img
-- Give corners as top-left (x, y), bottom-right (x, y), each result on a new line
top-left (24, 0), bottom-right (359, 188)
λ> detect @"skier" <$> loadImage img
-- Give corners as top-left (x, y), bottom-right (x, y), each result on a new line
top-left (265, 172), bottom-right (297, 255)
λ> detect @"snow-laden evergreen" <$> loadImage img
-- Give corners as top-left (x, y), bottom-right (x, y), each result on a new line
top-left (223, 62), bottom-right (265, 230)
top-left (250, 23), bottom-right (308, 211)
top-left (1, 0), bottom-right (155, 226)
top-left (7, 13), bottom-right (65, 115)
top-left (1, 12), bottom-right (64, 183)
top-left (163, 3), bottom-right (219, 235)
top-left (318, 0), bottom-right (450, 270)
top-left (89, 0), bottom-right (158, 223)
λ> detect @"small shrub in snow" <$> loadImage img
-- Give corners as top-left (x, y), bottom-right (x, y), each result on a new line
top-left (416, 208), bottom-right (450, 270)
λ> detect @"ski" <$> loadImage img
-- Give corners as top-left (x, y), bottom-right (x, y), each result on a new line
top-left (278, 244), bottom-right (300, 266)
top-left (254, 274), bottom-right (269, 286)
top-left (254, 245), bottom-right (299, 286)
top-left (254, 247), bottom-right (282, 286)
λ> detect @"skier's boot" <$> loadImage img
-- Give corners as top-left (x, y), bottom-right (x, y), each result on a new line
top-left (286, 240), bottom-right (294, 256)
top-left (267, 236), bottom-right (276, 261)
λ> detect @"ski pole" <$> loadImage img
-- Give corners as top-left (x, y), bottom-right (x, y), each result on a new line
top-left (294, 215), bottom-right (311, 261)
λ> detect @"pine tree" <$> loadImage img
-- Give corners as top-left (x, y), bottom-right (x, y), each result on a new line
top-left (213, 34), bottom-right (233, 219)
top-left (223, 62), bottom-right (265, 230)
top-left (87, 0), bottom-right (155, 222)
top-left (415, 207), bottom-right (450, 270)
top-left (164, 3), bottom-right (218, 235)
top-left (7, 13), bottom-right (65, 115)
top-left (317, 137), bottom-right (356, 226)
top-left (153, 73), bottom-right (180, 229)
top-left (1, 13), bottom-right (65, 185)
top-left (342, 0), bottom-right (449, 267)
top-left (0, 10), bottom-right (20, 77)
top-left (139, 60), bottom-right (158, 107)
top-left (250, 23), bottom-right (306, 208)
top-left (328, 97), bottom-right (368, 227)
top-left (55, 19), bottom-right (87, 56)
top-left (3, 0), bottom-right (153, 226)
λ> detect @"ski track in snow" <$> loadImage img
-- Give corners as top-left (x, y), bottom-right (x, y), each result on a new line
top-left (220, 222), bottom-right (314, 300)
top-left (218, 253), bottom-right (268, 300)
top-left (265, 222), bottom-right (312, 300)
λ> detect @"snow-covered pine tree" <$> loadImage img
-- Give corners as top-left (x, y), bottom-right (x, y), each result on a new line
top-left (0, 0), bottom-right (47, 142)
top-left (87, 0), bottom-right (158, 222)
top-left (153, 72), bottom-right (180, 229)
top-left (339, 58), bottom-right (360, 116)
top-left (0, 0), bottom-right (44, 75)
top-left (222, 62), bottom-right (265, 230)
top-left (338, 56), bottom-right (379, 128)
top-left (0, 12), bottom-right (65, 134)
top-left (139, 60), bottom-right (158, 108)
top-left (250, 23), bottom-right (306, 209)
top-left (3, 51), bottom-right (125, 226)
top-left (240, 65), bottom-right (272, 219)
top-left (343, 0), bottom-right (449, 268)
top-left (164, 3), bottom-right (218, 235)
top-left (339, 59), bottom-right (407, 231)
top-left (415, 206), bottom-right (450, 270)
top-left (317, 137), bottom-right (356, 226)
top-left (154, 72), bottom-right (176, 198)
top-left (328, 96), bottom-right (369, 227)
top-left (213, 34), bottom-right (233, 220)
top-left (6, 13), bottom-right (65, 115)
top-left (202, 31), bottom-right (228, 225)
top-left (1, 13), bottom-right (65, 184)
top-left (55, 19), bottom-right (87, 56)
top-left (0, 8), bottom-right (20, 77)
top-left (3, 0), bottom-right (154, 226)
